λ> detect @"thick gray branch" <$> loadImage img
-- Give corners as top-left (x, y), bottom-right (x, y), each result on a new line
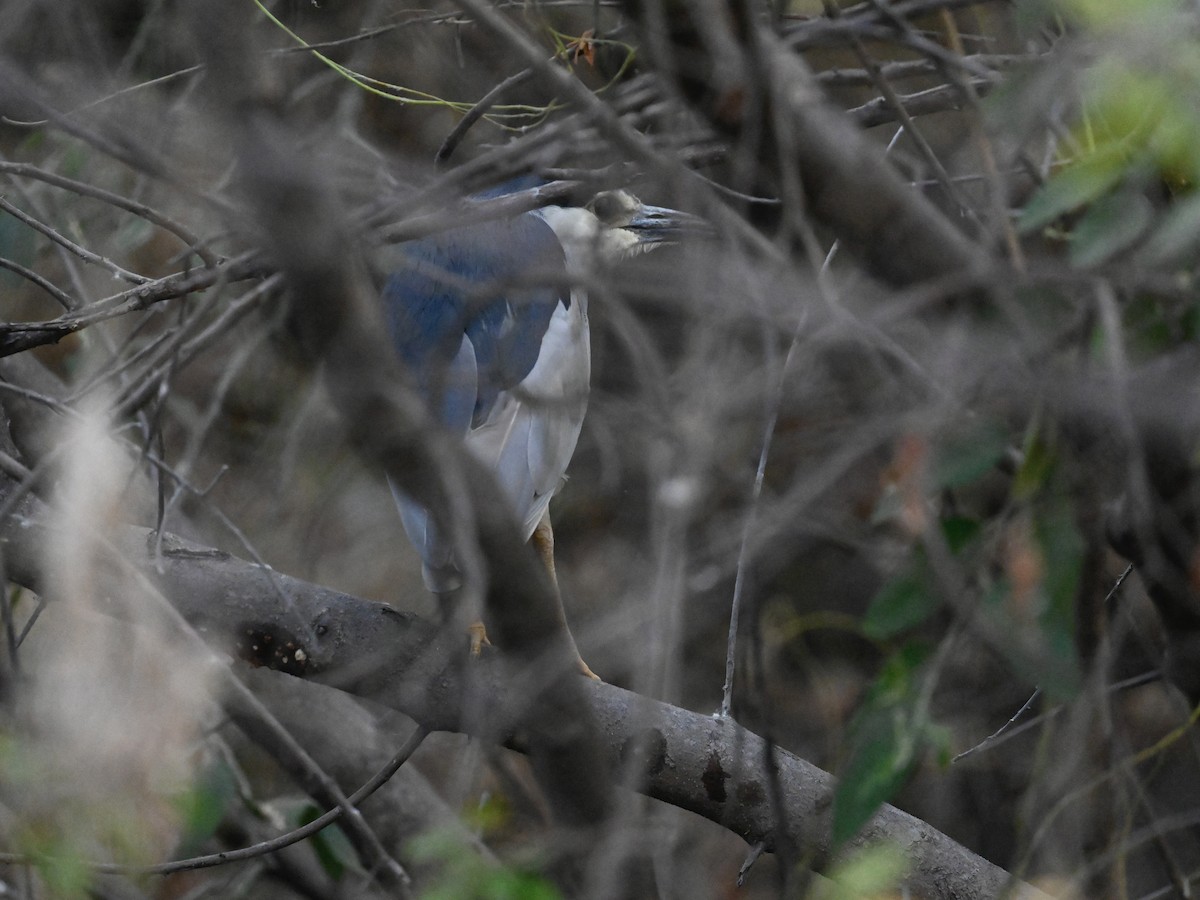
top-left (0, 488), bottom-right (1046, 900)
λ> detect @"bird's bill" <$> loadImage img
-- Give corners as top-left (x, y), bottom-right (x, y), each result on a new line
top-left (626, 205), bottom-right (714, 245)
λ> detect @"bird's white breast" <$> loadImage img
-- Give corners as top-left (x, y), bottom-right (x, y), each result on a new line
top-left (534, 205), bottom-right (601, 271)
top-left (466, 294), bottom-right (591, 537)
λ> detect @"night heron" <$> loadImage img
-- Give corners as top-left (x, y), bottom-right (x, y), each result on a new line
top-left (380, 184), bottom-right (701, 679)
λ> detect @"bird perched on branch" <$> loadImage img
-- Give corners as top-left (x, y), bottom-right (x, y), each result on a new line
top-left (379, 183), bottom-right (703, 679)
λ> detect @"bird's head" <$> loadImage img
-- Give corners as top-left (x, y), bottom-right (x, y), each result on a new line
top-left (535, 188), bottom-right (708, 267)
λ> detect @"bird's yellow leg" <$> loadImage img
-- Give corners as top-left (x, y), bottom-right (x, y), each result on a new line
top-left (468, 620), bottom-right (491, 657)
top-left (435, 586), bottom-right (491, 657)
top-left (531, 510), bottom-right (600, 680)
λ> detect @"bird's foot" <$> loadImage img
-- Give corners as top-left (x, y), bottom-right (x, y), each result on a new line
top-left (577, 656), bottom-right (601, 681)
top-left (468, 621), bottom-right (492, 657)
top-left (467, 619), bottom-right (596, 678)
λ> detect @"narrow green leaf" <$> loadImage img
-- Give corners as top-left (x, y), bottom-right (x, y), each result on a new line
top-left (298, 804), bottom-right (356, 881)
top-left (1141, 193), bottom-right (1200, 263)
top-left (1033, 505), bottom-right (1084, 700)
top-left (1068, 188), bottom-right (1152, 267)
top-left (833, 647), bottom-right (930, 847)
top-left (1018, 151), bottom-right (1127, 232)
top-left (832, 710), bottom-right (917, 847)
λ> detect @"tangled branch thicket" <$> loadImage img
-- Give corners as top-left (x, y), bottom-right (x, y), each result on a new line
top-left (2, 0), bottom-right (1200, 898)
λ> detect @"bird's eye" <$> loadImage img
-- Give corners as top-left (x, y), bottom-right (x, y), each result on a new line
top-left (588, 191), bottom-right (628, 225)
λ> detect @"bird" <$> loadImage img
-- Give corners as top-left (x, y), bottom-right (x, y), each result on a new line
top-left (377, 183), bottom-right (702, 679)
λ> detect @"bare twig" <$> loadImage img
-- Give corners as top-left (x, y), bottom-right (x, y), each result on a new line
top-left (0, 195), bottom-right (150, 287)
top-left (0, 257), bottom-right (74, 310)
top-left (0, 253), bottom-right (265, 359)
top-left (435, 68), bottom-right (534, 166)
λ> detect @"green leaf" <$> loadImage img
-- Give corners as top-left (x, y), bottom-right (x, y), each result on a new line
top-left (411, 830), bottom-right (563, 900)
top-left (20, 829), bottom-right (91, 899)
top-left (464, 791), bottom-right (512, 834)
top-left (863, 573), bottom-right (938, 639)
top-left (926, 722), bottom-right (955, 769)
top-left (35, 843), bottom-right (91, 899)
top-left (941, 515), bottom-right (981, 554)
top-left (1065, 0), bottom-right (1175, 29)
top-left (484, 871), bottom-right (562, 900)
top-left (1013, 437), bottom-right (1055, 500)
top-left (1141, 193), bottom-right (1200, 263)
top-left (832, 708), bottom-right (918, 847)
top-left (173, 760), bottom-right (238, 856)
top-left (1068, 187), bottom-right (1153, 267)
top-left (814, 843), bottom-right (910, 900)
top-left (1018, 150), bottom-right (1127, 232)
top-left (297, 804), bottom-right (360, 882)
top-left (867, 642), bottom-right (930, 702)
top-left (832, 646), bottom-right (930, 847)
top-left (934, 423), bottom-right (1008, 489)
top-left (1033, 505), bottom-right (1084, 699)
top-left (1122, 294), bottom-right (1178, 354)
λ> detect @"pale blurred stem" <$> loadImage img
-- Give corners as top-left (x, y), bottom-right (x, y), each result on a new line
top-left (154, 428), bottom-right (166, 536)
top-left (0, 688), bottom-right (428, 879)
top-left (0, 423), bottom-right (412, 889)
top-left (0, 501), bottom-right (417, 897)
top-left (0, 397), bottom-right (470, 891)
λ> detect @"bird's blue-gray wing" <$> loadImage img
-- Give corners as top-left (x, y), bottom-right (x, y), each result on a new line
top-left (467, 292), bottom-right (590, 538)
top-left (381, 213), bottom-right (579, 589)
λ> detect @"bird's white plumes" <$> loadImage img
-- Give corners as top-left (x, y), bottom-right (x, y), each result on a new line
top-left (534, 204), bottom-right (603, 268)
top-left (535, 190), bottom-right (664, 266)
